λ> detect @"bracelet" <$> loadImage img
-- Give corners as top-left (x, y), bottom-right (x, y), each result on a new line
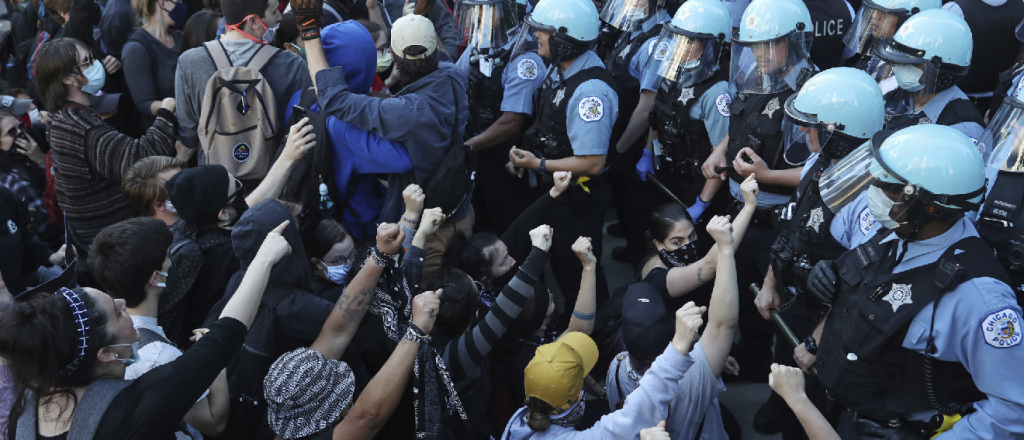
top-left (300, 28), bottom-right (321, 41)
top-left (404, 323), bottom-right (431, 344)
top-left (401, 216), bottom-right (420, 224)
top-left (370, 246), bottom-right (399, 268)
top-left (572, 310), bottom-right (596, 321)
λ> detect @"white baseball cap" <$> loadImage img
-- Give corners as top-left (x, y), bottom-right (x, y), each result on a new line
top-left (391, 14), bottom-right (438, 60)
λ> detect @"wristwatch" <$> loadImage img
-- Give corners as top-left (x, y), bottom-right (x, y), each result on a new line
top-left (537, 158), bottom-right (547, 176)
top-left (803, 336), bottom-right (818, 355)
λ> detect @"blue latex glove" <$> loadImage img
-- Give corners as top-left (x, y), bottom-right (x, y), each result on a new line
top-left (687, 196), bottom-right (711, 221)
top-left (636, 149), bottom-right (655, 181)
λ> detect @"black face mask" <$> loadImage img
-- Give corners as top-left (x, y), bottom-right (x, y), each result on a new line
top-left (658, 241), bottom-right (698, 267)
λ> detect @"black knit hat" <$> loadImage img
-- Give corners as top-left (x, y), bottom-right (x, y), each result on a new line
top-left (164, 165), bottom-right (230, 228)
top-left (264, 348), bottom-right (356, 439)
top-left (621, 282), bottom-right (675, 361)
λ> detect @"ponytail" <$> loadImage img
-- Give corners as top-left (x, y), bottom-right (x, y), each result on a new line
top-left (525, 397), bottom-right (554, 432)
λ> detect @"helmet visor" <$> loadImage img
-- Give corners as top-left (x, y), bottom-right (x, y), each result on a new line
top-left (647, 25), bottom-right (722, 87)
top-left (458, 0), bottom-right (519, 51)
top-left (864, 55), bottom-right (899, 95)
top-left (982, 97), bottom-right (1024, 171)
top-left (819, 135), bottom-right (918, 220)
top-left (599, 0), bottom-right (654, 32)
top-left (843, 0), bottom-right (906, 55)
top-left (783, 95), bottom-right (838, 157)
top-left (729, 31), bottom-right (813, 94)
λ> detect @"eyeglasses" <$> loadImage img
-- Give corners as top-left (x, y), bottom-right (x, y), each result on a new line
top-left (227, 179), bottom-right (244, 203)
top-left (71, 53), bottom-right (97, 76)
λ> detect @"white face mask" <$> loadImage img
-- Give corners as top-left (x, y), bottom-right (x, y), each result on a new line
top-left (893, 64), bottom-right (925, 92)
top-left (325, 264), bottom-right (351, 284)
top-left (867, 185), bottom-right (903, 230)
top-left (154, 270), bottom-right (168, 288)
top-left (28, 108), bottom-right (41, 125)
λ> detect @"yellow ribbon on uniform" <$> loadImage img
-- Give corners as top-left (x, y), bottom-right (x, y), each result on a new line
top-left (574, 176), bottom-right (592, 194)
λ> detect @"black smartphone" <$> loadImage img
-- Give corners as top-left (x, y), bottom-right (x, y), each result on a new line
top-left (292, 105), bottom-right (307, 119)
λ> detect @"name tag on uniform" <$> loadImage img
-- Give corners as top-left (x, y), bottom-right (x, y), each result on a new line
top-left (479, 58), bottom-right (493, 78)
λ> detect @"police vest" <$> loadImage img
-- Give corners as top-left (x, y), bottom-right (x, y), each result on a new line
top-left (650, 68), bottom-right (729, 179)
top-left (467, 50), bottom-right (513, 137)
top-left (816, 232), bottom-right (1007, 421)
top-left (884, 90), bottom-right (985, 131)
top-left (958, 0), bottom-right (1024, 94)
top-left (606, 25), bottom-right (664, 131)
top-left (726, 87), bottom-right (804, 195)
top-left (806, 0), bottom-right (853, 69)
top-left (977, 167), bottom-right (1024, 295)
top-left (769, 158), bottom-right (847, 321)
top-left (523, 66), bottom-right (616, 160)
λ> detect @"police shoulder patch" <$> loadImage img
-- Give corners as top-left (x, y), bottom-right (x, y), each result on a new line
top-left (654, 41), bottom-right (670, 61)
top-left (578, 96), bottom-right (604, 122)
top-left (858, 207), bottom-right (875, 235)
top-left (983, 308), bottom-right (1022, 348)
top-left (517, 58), bottom-right (539, 80)
top-left (715, 93), bottom-right (731, 117)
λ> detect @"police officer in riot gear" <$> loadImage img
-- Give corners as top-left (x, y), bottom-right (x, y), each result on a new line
top-left (975, 84), bottom-right (1024, 304)
top-left (456, 0), bottom-right (547, 234)
top-left (873, 9), bottom-right (985, 140)
top-left (804, 125), bottom-right (1024, 439)
top-left (841, 0), bottom-right (939, 71)
top-left (702, 0), bottom-right (817, 384)
top-left (637, 0), bottom-right (733, 223)
top-left (599, 0), bottom-right (671, 265)
top-left (940, 0), bottom-right (1024, 116)
top-left (508, 0), bottom-right (617, 329)
top-left (755, 67), bottom-right (885, 440)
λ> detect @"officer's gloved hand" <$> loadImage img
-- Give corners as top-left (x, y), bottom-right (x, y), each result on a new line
top-left (636, 149), bottom-right (654, 181)
top-left (807, 260), bottom-right (838, 305)
top-left (686, 196), bottom-right (710, 221)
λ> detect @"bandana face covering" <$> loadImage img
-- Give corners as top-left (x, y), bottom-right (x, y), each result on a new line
top-left (549, 392), bottom-right (586, 428)
top-left (658, 241), bottom-right (699, 267)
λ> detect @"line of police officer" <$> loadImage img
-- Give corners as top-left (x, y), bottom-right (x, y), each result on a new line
top-left (456, 0), bottom-right (1024, 436)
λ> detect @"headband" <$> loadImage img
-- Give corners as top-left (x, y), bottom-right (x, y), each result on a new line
top-left (57, 288), bottom-right (90, 376)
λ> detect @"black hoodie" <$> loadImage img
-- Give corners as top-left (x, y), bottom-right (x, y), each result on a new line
top-left (204, 200), bottom-right (335, 439)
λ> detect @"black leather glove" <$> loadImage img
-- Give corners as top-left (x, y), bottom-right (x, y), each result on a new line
top-left (293, 0), bottom-right (324, 40)
top-left (807, 260), bottom-right (837, 305)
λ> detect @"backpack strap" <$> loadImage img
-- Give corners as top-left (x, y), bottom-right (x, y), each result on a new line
top-left (245, 44), bottom-right (280, 73)
top-left (16, 378), bottom-right (133, 440)
top-left (137, 327), bottom-right (174, 350)
top-left (204, 41), bottom-right (232, 71)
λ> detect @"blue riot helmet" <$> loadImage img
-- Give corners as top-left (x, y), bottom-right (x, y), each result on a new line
top-left (820, 125), bottom-right (986, 237)
top-left (729, 0), bottom-right (816, 94)
top-left (457, 0), bottom-right (520, 53)
top-left (872, 9), bottom-right (972, 95)
top-left (646, 0), bottom-right (731, 89)
top-left (599, 0), bottom-right (664, 32)
top-left (843, 0), bottom-right (940, 58)
top-left (521, 0), bottom-right (599, 65)
top-left (783, 68), bottom-right (885, 161)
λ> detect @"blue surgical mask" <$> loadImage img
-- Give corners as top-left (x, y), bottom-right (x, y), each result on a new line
top-left (325, 264), bottom-right (351, 284)
top-left (893, 64), bottom-right (924, 92)
top-left (108, 342), bottom-right (142, 365)
top-left (78, 60), bottom-right (107, 95)
top-left (680, 57), bottom-right (700, 70)
top-left (867, 185), bottom-right (903, 230)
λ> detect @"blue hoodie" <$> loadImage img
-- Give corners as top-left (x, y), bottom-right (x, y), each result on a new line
top-left (287, 22), bottom-right (413, 239)
top-left (314, 32), bottom-right (469, 224)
